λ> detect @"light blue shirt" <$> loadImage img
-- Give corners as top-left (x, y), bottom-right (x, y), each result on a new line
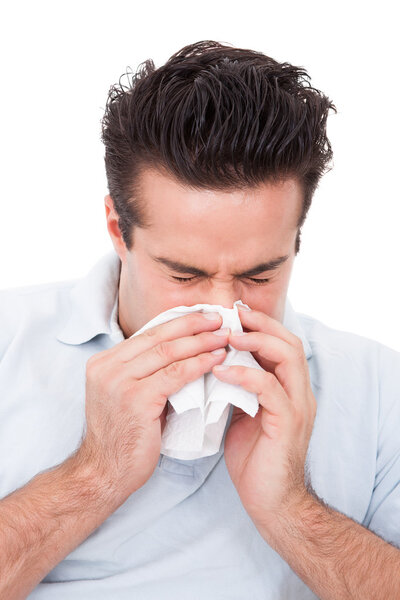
top-left (1, 249), bottom-right (399, 599)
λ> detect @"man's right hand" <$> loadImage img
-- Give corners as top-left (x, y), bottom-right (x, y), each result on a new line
top-left (76, 311), bottom-right (230, 503)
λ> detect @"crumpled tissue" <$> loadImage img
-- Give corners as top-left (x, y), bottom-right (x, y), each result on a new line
top-left (129, 299), bottom-right (263, 460)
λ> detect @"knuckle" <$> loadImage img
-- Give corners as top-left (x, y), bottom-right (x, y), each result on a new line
top-left (86, 349), bottom-right (111, 374)
top-left (155, 340), bottom-right (175, 361)
top-left (164, 360), bottom-right (184, 379)
top-left (143, 327), bottom-right (159, 340)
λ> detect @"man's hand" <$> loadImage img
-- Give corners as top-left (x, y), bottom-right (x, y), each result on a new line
top-left (212, 304), bottom-right (317, 533)
top-left (77, 311), bottom-right (230, 504)
top-left (213, 305), bottom-right (400, 600)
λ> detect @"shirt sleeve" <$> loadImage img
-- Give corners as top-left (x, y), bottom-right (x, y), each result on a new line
top-left (0, 289), bottom-right (22, 361)
top-left (362, 342), bottom-right (400, 549)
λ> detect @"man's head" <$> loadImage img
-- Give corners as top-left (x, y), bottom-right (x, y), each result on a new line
top-left (101, 40), bottom-right (336, 337)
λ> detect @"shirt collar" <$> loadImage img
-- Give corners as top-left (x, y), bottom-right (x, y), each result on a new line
top-left (56, 249), bottom-right (313, 359)
top-left (56, 250), bottom-right (124, 346)
top-left (282, 297), bottom-right (313, 359)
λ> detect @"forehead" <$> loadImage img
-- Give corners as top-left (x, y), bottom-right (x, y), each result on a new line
top-left (137, 167), bottom-right (302, 253)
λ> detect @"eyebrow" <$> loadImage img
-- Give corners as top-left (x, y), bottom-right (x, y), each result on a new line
top-left (151, 253), bottom-right (290, 277)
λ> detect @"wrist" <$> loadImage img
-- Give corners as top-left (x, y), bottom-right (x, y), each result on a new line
top-left (63, 442), bottom-right (122, 511)
top-left (258, 488), bottom-right (319, 544)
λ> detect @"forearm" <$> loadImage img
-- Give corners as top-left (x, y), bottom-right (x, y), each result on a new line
top-left (260, 491), bottom-right (400, 600)
top-left (0, 451), bottom-right (121, 600)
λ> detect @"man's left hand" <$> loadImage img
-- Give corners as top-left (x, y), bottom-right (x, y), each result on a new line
top-left (212, 305), bottom-right (317, 534)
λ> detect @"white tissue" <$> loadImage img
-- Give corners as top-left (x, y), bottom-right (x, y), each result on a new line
top-left (130, 300), bottom-right (263, 460)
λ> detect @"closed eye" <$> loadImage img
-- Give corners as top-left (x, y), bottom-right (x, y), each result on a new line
top-left (172, 276), bottom-right (270, 285)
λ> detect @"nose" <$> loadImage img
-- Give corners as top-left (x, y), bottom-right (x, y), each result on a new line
top-left (197, 282), bottom-right (242, 309)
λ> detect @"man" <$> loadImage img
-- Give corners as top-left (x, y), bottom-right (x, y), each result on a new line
top-left (0, 40), bottom-right (399, 599)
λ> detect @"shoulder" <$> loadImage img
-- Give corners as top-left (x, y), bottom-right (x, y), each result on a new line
top-left (0, 279), bottom-right (77, 360)
top-left (298, 310), bottom-right (399, 366)
top-left (298, 310), bottom-right (399, 392)
top-left (298, 309), bottom-right (400, 408)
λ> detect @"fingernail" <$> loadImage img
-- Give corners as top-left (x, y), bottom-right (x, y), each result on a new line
top-left (238, 305), bottom-right (251, 311)
top-left (231, 330), bottom-right (247, 336)
top-left (203, 312), bottom-right (221, 320)
top-left (214, 365), bottom-right (230, 371)
top-left (212, 327), bottom-right (230, 336)
top-left (211, 348), bottom-right (225, 355)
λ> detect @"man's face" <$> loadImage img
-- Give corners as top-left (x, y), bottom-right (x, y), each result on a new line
top-left (105, 168), bottom-right (303, 338)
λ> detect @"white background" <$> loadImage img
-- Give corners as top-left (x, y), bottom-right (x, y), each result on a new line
top-left (1, 0), bottom-right (399, 351)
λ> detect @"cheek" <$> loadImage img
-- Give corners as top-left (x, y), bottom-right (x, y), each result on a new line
top-left (241, 282), bottom-right (287, 321)
top-left (243, 293), bottom-right (279, 314)
top-left (141, 274), bottom-right (195, 311)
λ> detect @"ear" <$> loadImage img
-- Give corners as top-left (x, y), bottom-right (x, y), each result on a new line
top-left (104, 194), bottom-right (126, 260)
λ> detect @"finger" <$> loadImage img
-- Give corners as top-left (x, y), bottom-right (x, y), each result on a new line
top-left (213, 365), bottom-right (291, 416)
top-left (128, 328), bottom-right (230, 379)
top-left (137, 349), bottom-right (229, 408)
top-left (227, 331), bottom-right (307, 399)
top-left (237, 305), bottom-right (301, 347)
top-left (114, 311), bottom-right (224, 362)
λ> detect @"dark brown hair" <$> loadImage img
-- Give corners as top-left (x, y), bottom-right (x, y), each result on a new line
top-left (101, 40), bottom-right (337, 254)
